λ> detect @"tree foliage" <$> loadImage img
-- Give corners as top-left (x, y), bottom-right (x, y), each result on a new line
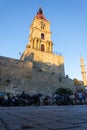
top-left (74, 78), bottom-right (81, 86)
top-left (55, 87), bottom-right (73, 95)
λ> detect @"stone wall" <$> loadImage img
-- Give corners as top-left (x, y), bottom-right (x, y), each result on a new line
top-left (0, 56), bottom-right (75, 95)
top-left (26, 67), bottom-right (75, 95)
top-left (0, 56), bottom-right (33, 93)
top-left (21, 49), bottom-right (65, 77)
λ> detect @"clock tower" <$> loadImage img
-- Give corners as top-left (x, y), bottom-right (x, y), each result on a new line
top-left (21, 8), bottom-right (53, 61)
top-left (21, 8), bottom-right (65, 77)
top-left (29, 8), bottom-right (53, 53)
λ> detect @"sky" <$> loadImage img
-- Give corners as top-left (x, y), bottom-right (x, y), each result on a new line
top-left (0, 0), bottom-right (87, 80)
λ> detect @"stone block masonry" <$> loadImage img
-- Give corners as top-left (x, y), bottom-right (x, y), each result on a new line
top-left (0, 56), bottom-right (75, 95)
top-left (0, 56), bottom-right (33, 93)
top-left (21, 49), bottom-right (65, 77)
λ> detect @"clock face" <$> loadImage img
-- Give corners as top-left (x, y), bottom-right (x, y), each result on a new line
top-left (41, 21), bottom-right (45, 26)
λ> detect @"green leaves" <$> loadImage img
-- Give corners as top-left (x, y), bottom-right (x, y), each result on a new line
top-left (55, 87), bottom-right (73, 95)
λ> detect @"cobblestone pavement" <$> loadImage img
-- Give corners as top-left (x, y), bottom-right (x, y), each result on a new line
top-left (0, 105), bottom-right (87, 130)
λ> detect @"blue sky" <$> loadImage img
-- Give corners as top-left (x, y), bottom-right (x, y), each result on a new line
top-left (0, 0), bottom-right (87, 80)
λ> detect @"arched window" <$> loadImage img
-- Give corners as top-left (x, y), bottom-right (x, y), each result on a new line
top-left (41, 44), bottom-right (45, 51)
top-left (41, 33), bottom-right (44, 39)
top-left (36, 39), bottom-right (38, 49)
top-left (32, 40), bottom-right (34, 48)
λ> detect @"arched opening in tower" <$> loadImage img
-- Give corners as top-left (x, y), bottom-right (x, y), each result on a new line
top-left (41, 44), bottom-right (45, 51)
top-left (41, 33), bottom-right (44, 39)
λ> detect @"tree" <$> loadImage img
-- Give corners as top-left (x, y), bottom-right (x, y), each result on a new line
top-left (74, 78), bottom-right (81, 86)
top-left (55, 87), bottom-right (73, 95)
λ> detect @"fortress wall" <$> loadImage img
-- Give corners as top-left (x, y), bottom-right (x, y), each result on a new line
top-left (21, 49), bottom-right (65, 77)
top-left (33, 50), bottom-right (64, 65)
top-left (25, 68), bottom-right (75, 96)
top-left (22, 49), bottom-right (64, 65)
top-left (0, 56), bottom-right (33, 92)
top-left (0, 56), bottom-right (74, 95)
top-left (33, 61), bottom-right (65, 77)
top-left (0, 56), bottom-right (32, 78)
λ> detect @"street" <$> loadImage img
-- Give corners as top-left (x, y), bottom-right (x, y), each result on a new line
top-left (0, 105), bottom-right (87, 130)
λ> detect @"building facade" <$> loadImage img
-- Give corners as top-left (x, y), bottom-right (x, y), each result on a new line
top-left (21, 8), bottom-right (65, 77)
top-left (0, 8), bottom-right (75, 95)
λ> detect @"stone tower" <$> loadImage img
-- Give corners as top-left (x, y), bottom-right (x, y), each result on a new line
top-left (21, 8), bottom-right (65, 77)
top-left (29, 8), bottom-right (53, 53)
top-left (21, 8), bottom-right (53, 58)
top-left (80, 56), bottom-right (87, 86)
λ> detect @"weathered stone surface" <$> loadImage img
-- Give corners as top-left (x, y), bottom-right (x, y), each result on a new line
top-left (0, 56), bottom-right (75, 95)
top-left (21, 49), bottom-right (65, 77)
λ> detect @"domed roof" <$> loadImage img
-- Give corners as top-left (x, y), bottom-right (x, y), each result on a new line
top-left (35, 8), bottom-right (47, 20)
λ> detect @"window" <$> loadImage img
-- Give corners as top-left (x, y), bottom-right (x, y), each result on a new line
top-left (41, 33), bottom-right (44, 39)
top-left (32, 40), bottom-right (34, 48)
top-left (36, 39), bottom-right (38, 49)
top-left (41, 26), bottom-right (44, 30)
top-left (41, 44), bottom-right (45, 51)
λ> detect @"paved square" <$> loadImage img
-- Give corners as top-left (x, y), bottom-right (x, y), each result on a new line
top-left (0, 105), bottom-right (87, 130)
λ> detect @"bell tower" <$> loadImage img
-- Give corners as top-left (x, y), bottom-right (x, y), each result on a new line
top-left (29, 8), bottom-right (53, 53)
top-left (20, 8), bottom-right (65, 77)
top-left (21, 8), bottom-right (53, 61)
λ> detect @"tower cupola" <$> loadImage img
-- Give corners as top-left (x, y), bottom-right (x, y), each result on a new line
top-left (35, 8), bottom-right (47, 21)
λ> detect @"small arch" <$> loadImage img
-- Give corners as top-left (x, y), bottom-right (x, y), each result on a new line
top-left (41, 33), bottom-right (44, 39)
top-left (32, 40), bottom-right (34, 48)
top-left (36, 39), bottom-right (38, 49)
top-left (41, 44), bottom-right (45, 51)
